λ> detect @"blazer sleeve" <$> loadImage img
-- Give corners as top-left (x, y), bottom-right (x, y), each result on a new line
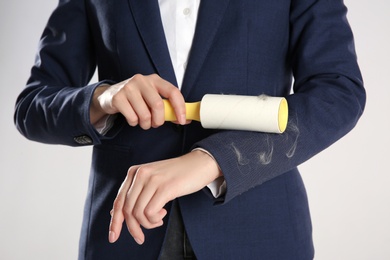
top-left (14, 0), bottom-right (115, 146)
top-left (194, 0), bottom-right (366, 204)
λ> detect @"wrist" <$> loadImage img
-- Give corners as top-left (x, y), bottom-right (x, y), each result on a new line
top-left (191, 148), bottom-right (223, 179)
top-left (90, 84), bottom-right (110, 125)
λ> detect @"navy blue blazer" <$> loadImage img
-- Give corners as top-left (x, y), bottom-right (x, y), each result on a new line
top-left (15, 0), bottom-right (366, 259)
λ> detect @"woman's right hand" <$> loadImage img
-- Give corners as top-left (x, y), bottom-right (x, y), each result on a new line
top-left (90, 74), bottom-right (187, 130)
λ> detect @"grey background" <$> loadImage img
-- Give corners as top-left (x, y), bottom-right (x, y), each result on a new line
top-left (1, 0), bottom-right (389, 259)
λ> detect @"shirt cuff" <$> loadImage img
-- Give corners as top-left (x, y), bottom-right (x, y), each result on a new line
top-left (93, 114), bottom-right (116, 135)
top-left (192, 147), bottom-right (226, 198)
top-left (207, 176), bottom-right (227, 198)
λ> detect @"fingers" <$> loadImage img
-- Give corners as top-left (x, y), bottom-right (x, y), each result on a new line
top-left (123, 167), bottom-right (168, 244)
top-left (132, 173), bottom-right (169, 226)
top-left (122, 167), bottom-right (148, 245)
top-left (97, 74), bottom-right (186, 129)
top-left (108, 169), bottom-right (135, 243)
top-left (108, 199), bottom-right (125, 243)
top-left (109, 165), bottom-right (169, 245)
top-left (152, 75), bottom-right (186, 125)
top-left (123, 74), bottom-right (163, 129)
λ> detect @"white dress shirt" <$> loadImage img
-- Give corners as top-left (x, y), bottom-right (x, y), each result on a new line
top-left (158, 0), bottom-right (199, 88)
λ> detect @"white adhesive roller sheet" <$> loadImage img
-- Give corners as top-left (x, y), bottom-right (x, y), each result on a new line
top-left (200, 94), bottom-right (288, 133)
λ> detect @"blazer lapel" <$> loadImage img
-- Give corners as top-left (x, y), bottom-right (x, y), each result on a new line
top-left (181, 0), bottom-right (231, 98)
top-left (127, 0), bottom-right (178, 86)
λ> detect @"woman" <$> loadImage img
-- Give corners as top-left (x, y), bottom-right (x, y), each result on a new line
top-left (15, 0), bottom-right (366, 259)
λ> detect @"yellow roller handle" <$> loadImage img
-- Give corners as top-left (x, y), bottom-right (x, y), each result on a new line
top-left (163, 99), bottom-right (201, 122)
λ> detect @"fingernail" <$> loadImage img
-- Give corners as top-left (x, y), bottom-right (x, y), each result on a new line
top-left (109, 231), bottom-right (116, 243)
top-left (134, 237), bottom-right (143, 245)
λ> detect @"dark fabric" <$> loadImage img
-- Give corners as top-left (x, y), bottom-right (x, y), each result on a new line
top-left (14, 0), bottom-right (366, 259)
top-left (159, 201), bottom-right (196, 260)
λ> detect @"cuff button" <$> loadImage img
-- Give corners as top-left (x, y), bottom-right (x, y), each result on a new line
top-left (74, 135), bottom-right (93, 145)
